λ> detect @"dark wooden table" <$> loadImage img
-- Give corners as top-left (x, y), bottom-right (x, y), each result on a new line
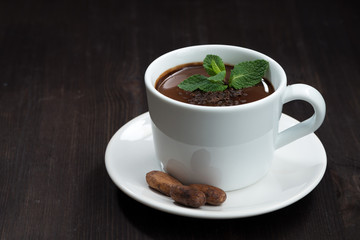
top-left (1, 0), bottom-right (359, 239)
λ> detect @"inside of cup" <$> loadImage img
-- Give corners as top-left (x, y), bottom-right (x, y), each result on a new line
top-left (147, 45), bottom-right (285, 92)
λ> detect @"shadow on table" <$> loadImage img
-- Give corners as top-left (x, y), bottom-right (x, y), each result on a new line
top-left (117, 189), bottom-right (314, 239)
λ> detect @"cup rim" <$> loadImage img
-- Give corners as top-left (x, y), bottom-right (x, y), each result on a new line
top-left (145, 44), bottom-right (287, 112)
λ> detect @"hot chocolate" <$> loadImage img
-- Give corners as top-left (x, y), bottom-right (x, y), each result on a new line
top-left (155, 63), bottom-right (274, 106)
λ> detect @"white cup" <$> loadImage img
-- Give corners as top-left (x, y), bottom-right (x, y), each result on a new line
top-left (145, 45), bottom-right (326, 191)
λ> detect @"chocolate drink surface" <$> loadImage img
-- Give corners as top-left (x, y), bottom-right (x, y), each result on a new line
top-left (155, 63), bottom-right (274, 106)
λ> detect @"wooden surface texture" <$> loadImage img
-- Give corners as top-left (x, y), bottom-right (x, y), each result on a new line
top-left (0, 0), bottom-right (359, 239)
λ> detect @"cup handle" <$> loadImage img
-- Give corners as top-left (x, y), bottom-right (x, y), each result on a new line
top-left (275, 84), bottom-right (326, 149)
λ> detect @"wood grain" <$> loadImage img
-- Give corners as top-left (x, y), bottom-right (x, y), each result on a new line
top-left (0, 0), bottom-right (359, 239)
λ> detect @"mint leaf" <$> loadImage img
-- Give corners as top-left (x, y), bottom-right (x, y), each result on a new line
top-left (178, 75), bottom-right (208, 92)
top-left (199, 81), bottom-right (228, 92)
top-left (229, 60), bottom-right (269, 89)
top-left (178, 74), bottom-right (227, 92)
top-left (203, 55), bottom-right (225, 76)
top-left (208, 70), bottom-right (226, 82)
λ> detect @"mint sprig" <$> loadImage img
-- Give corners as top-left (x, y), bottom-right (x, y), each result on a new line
top-left (178, 55), bottom-right (228, 92)
top-left (203, 54), bottom-right (226, 76)
top-left (177, 54), bottom-right (269, 92)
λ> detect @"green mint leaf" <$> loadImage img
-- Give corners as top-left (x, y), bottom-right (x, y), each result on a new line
top-left (199, 81), bottom-right (228, 92)
top-left (203, 55), bottom-right (225, 76)
top-left (208, 70), bottom-right (226, 82)
top-left (178, 74), bottom-right (208, 92)
top-left (178, 73), bottom-right (227, 92)
top-left (229, 60), bottom-right (269, 89)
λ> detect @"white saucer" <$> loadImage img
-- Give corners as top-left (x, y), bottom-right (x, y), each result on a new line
top-left (105, 112), bottom-right (327, 219)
